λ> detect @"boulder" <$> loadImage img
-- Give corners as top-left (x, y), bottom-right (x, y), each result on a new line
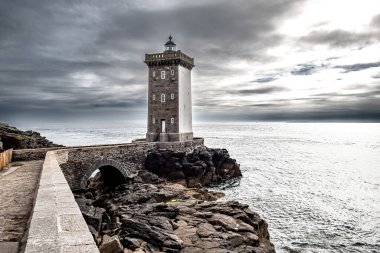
top-left (145, 147), bottom-right (242, 187)
top-left (99, 236), bottom-right (123, 253)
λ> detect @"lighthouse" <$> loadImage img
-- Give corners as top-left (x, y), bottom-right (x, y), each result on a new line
top-left (144, 36), bottom-right (195, 142)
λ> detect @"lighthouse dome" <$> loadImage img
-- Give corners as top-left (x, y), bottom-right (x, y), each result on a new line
top-left (164, 35), bottom-right (176, 51)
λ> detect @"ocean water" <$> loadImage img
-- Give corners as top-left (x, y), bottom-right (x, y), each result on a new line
top-left (30, 122), bottom-right (380, 253)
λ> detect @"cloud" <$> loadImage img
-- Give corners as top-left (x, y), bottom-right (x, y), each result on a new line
top-left (371, 14), bottom-right (380, 27)
top-left (0, 0), bottom-right (306, 123)
top-left (0, 0), bottom-right (379, 124)
top-left (335, 62), bottom-right (380, 72)
top-left (300, 29), bottom-right (379, 47)
top-left (234, 86), bottom-right (287, 95)
top-left (291, 64), bottom-right (316, 75)
top-left (251, 77), bottom-right (277, 83)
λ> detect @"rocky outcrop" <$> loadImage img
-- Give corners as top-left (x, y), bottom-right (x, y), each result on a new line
top-left (0, 123), bottom-right (63, 150)
top-left (145, 147), bottom-right (242, 187)
top-left (75, 164), bottom-right (275, 252)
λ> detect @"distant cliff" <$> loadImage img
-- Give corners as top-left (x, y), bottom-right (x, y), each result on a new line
top-left (0, 123), bottom-right (63, 150)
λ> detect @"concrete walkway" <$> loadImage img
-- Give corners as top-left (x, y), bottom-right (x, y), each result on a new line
top-left (0, 160), bottom-right (43, 253)
top-left (24, 151), bottom-right (99, 253)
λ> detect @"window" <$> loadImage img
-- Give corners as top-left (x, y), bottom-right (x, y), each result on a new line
top-left (171, 117), bottom-right (174, 124)
top-left (153, 70), bottom-right (156, 77)
top-left (171, 70), bottom-right (174, 75)
top-left (152, 94), bottom-right (155, 100)
top-left (171, 93), bottom-right (174, 99)
top-left (161, 71), bottom-right (165, 79)
top-left (152, 118), bottom-right (155, 124)
top-left (161, 94), bottom-right (165, 102)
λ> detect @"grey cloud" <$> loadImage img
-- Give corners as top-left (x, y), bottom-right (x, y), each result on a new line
top-left (300, 29), bottom-right (379, 47)
top-left (235, 86), bottom-right (287, 95)
top-left (371, 14), bottom-right (380, 27)
top-left (1, 0), bottom-right (379, 124)
top-left (291, 64), bottom-right (316, 75)
top-left (251, 77), bottom-right (277, 83)
top-left (335, 62), bottom-right (380, 73)
top-left (198, 99), bottom-right (380, 122)
top-left (0, 0), bottom-right (305, 123)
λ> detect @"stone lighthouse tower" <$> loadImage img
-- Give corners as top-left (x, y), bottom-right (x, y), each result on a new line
top-left (144, 36), bottom-right (195, 142)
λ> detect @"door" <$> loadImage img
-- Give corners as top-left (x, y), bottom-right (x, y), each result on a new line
top-left (161, 119), bottom-right (166, 133)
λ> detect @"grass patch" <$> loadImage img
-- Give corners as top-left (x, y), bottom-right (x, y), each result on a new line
top-left (16, 135), bottom-right (30, 141)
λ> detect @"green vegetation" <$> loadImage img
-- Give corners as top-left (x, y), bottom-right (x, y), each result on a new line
top-left (164, 196), bottom-right (181, 204)
top-left (16, 135), bottom-right (30, 141)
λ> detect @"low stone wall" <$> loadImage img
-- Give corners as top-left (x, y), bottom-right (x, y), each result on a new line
top-left (25, 151), bottom-right (99, 253)
top-left (13, 147), bottom-right (62, 161)
top-left (12, 143), bottom-right (130, 162)
top-left (12, 138), bottom-right (204, 163)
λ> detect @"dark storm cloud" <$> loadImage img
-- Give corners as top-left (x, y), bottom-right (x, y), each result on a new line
top-left (291, 64), bottom-right (316, 75)
top-left (1, 0), bottom-right (379, 124)
top-left (335, 62), bottom-right (380, 73)
top-left (0, 0), bottom-right (306, 123)
top-left (201, 96), bottom-right (380, 122)
top-left (312, 87), bottom-right (380, 99)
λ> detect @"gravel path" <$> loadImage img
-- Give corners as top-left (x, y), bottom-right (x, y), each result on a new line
top-left (0, 160), bottom-right (43, 253)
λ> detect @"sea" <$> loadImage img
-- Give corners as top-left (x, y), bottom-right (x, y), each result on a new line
top-left (23, 122), bottom-right (380, 253)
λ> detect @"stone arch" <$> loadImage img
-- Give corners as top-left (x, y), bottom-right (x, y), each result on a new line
top-left (80, 159), bottom-right (137, 189)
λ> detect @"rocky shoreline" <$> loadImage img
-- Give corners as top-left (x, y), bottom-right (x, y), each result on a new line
top-left (75, 147), bottom-right (275, 253)
top-left (0, 123), bottom-right (275, 252)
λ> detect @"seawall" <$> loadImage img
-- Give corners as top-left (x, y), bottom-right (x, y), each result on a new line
top-left (24, 151), bottom-right (99, 253)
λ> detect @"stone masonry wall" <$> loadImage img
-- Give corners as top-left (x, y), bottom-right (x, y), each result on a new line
top-left (57, 139), bottom-right (204, 190)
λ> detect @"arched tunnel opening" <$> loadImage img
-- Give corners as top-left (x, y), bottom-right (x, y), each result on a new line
top-left (88, 165), bottom-right (127, 187)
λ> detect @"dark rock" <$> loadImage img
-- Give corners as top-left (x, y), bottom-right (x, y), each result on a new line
top-left (80, 204), bottom-right (105, 233)
top-left (145, 147), bottom-right (242, 187)
top-left (0, 123), bottom-right (63, 150)
top-left (76, 147), bottom-right (275, 253)
top-left (99, 236), bottom-right (123, 253)
top-left (121, 217), bottom-right (183, 249)
top-left (122, 237), bottom-right (144, 250)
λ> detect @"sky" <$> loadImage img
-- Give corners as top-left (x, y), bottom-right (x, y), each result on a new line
top-left (0, 0), bottom-right (380, 126)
